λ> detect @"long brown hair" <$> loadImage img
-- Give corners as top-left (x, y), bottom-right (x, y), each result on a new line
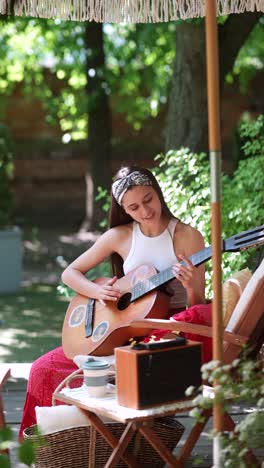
top-left (109, 165), bottom-right (175, 278)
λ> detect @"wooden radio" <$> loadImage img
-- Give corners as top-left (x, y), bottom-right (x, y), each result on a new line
top-left (115, 338), bottom-right (202, 409)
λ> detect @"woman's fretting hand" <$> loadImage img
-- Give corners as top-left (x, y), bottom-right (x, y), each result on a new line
top-left (96, 276), bottom-right (121, 306)
top-left (172, 254), bottom-right (196, 290)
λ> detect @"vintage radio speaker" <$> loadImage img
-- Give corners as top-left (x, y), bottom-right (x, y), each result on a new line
top-left (115, 339), bottom-right (202, 409)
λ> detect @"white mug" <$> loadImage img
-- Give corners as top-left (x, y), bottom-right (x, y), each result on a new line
top-left (82, 357), bottom-right (110, 397)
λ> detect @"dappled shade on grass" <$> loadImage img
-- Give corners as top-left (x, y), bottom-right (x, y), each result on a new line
top-left (0, 285), bottom-right (68, 363)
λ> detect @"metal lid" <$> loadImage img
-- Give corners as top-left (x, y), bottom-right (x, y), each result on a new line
top-left (82, 357), bottom-right (110, 370)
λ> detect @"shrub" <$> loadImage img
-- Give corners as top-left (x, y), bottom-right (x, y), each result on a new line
top-left (239, 114), bottom-right (264, 158)
top-left (188, 356), bottom-right (264, 467)
top-left (153, 147), bottom-right (263, 294)
top-left (60, 116), bottom-right (263, 297)
top-left (0, 426), bottom-right (35, 467)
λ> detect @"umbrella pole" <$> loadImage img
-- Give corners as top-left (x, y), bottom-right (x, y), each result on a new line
top-left (205, 1), bottom-right (223, 466)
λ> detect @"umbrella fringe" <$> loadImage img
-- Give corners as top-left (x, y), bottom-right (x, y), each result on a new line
top-left (0, 0), bottom-right (263, 22)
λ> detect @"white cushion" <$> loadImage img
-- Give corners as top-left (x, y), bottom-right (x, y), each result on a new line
top-left (223, 258), bottom-right (264, 362)
top-left (226, 259), bottom-right (264, 332)
top-left (35, 405), bottom-right (91, 435)
top-left (222, 268), bottom-right (252, 327)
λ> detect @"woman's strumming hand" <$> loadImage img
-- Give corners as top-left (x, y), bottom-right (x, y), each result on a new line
top-left (96, 276), bottom-right (121, 306)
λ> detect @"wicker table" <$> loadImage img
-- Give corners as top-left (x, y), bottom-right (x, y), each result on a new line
top-left (53, 382), bottom-right (205, 468)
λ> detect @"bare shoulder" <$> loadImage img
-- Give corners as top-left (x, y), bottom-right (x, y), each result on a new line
top-left (107, 223), bottom-right (133, 242)
top-left (174, 221), bottom-right (205, 255)
top-left (102, 223), bottom-right (133, 256)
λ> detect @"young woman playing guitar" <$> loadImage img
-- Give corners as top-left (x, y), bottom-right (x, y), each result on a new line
top-left (19, 166), bottom-right (212, 438)
top-left (63, 166), bottom-right (205, 309)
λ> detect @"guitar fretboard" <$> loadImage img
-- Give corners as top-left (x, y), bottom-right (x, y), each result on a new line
top-left (131, 245), bottom-right (212, 302)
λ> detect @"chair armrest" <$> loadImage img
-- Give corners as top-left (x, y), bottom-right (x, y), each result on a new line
top-left (0, 368), bottom-right (11, 391)
top-left (130, 319), bottom-right (248, 346)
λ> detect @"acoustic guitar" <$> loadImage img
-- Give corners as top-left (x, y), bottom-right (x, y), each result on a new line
top-left (62, 224), bottom-right (264, 358)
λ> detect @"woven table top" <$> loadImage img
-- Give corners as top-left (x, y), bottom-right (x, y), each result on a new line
top-left (53, 384), bottom-right (210, 423)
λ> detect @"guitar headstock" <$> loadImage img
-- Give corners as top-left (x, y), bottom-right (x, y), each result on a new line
top-left (224, 224), bottom-right (264, 253)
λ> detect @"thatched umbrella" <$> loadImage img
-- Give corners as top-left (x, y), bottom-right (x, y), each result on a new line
top-left (1, 1), bottom-right (263, 465)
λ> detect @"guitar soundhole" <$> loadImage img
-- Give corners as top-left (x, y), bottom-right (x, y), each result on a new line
top-left (117, 293), bottom-right (132, 310)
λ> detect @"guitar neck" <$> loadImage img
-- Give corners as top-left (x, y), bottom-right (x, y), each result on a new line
top-left (131, 245), bottom-right (213, 302)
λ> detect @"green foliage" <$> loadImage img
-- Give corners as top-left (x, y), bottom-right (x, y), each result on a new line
top-left (0, 15), bottom-right (263, 142)
top-left (105, 23), bottom-right (175, 129)
top-left (189, 356), bottom-right (264, 467)
top-left (0, 16), bottom-right (263, 141)
top-left (153, 149), bottom-right (214, 290)
top-left (230, 17), bottom-right (264, 92)
top-left (222, 157), bottom-right (263, 237)
top-left (221, 116), bottom-right (264, 275)
top-left (92, 117), bottom-right (263, 294)
top-left (18, 438), bottom-right (35, 466)
top-left (153, 143), bottom-right (263, 291)
top-left (59, 117), bottom-right (263, 300)
top-left (0, 18), bottom-right (175, 140)
top-left (0, 123), bottom-right (14, 228)
top-left (57, 185), bottom-right (111, 299)
top-left (96, 186), bottom-right (111, 229)
top-left (239, 114), bottom-right (264, 157)
top-left (58, 260), bottom-right (111, 299)
top-left (0, 18), bottom-right (88, 140)
top-left (153, 149), bottom-right (211, 239)
top-left (0, 426), bottom-right (35, 467)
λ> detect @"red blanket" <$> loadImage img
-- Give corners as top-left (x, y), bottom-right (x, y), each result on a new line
top-left (19, 303), bottom-right (212, 438)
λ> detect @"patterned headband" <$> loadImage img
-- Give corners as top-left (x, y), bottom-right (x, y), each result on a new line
top-left (112, 171), bottom-right (153, 205)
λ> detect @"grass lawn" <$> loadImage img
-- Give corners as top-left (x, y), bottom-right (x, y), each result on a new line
top-left (0, 284), bottom-right (69, 363)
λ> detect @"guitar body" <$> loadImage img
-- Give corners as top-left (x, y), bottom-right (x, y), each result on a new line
top-left (62, 264), bottom-right (171, 358)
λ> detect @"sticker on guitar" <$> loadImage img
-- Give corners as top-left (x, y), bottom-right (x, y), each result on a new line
top-left (92, 321), bottom-right (109, 342)
top-left (68, 305), bottom-right (86, 327)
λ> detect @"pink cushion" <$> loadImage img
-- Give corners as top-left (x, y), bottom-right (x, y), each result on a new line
top-left (170, 304), bottom-right (212, 363)
top-left (144, 304), bottom-right (212, 363)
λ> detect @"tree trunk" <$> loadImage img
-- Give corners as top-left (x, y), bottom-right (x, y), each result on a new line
top-left (165, 21), bottom-right (208, 154)
top-left (165, 14), bottom-right (262, 155)
top-left (81, 23), bottom-right (112, 232)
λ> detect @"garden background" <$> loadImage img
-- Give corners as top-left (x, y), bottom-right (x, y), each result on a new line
top-left (0, 14), bottom-right (263, 363)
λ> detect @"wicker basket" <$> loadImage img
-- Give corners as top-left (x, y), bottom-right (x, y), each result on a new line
top-left (24, 416), bottom-right (184, 468)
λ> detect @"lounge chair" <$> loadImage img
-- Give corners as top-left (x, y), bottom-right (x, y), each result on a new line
top-left (130, 258), bottom-right (264, 466)
top-left (131, 258), bottom-right (264, 363)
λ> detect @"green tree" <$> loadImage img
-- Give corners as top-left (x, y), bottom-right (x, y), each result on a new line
top-left (83, 22), bottom-right (112, 229)
top-left (153, 137), bottom-right (264, 293)
top-left (0, 16), bottom-right (263, 229)
top-left (0, 18), bottom-right (175, 228)
top-left (165, 13), bottom-right (263, 156)
top-left (104, 23), bottom-right (175, 129)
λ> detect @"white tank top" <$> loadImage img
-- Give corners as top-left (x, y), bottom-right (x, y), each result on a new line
top-left (123, 218), bottom-right (187, 310)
